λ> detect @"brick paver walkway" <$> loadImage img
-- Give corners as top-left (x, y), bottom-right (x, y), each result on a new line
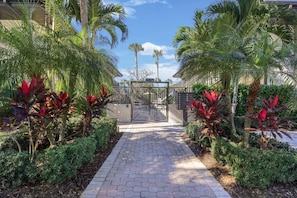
top-left (80, 122), bottom-right (231, 198)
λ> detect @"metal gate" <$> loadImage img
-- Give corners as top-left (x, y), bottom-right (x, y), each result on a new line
top-left (131, 81), bottom-right (169, 122)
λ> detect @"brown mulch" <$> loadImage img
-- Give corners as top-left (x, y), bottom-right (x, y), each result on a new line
top-left (1, 131), bottom-right (297, 198)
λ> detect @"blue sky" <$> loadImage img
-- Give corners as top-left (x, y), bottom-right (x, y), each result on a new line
top-left (102, 0), bottom-right (218, 82)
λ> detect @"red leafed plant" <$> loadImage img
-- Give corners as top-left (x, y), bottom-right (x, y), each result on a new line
top-left (81, 85), bottom-right (112, 136)
top-left (6, 77), bottom-right (50, 161)
top-left (2, 77), bottom-right (72, 161)
top-left (253, 95), bottom-right (292, 149)
top-left (190, 90), bottom-right (227, 138)
top-left (46, 91), bottom-right (71, 144)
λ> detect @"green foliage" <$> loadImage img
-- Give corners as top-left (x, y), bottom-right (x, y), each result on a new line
top-left (0, 129), bottom-right (28, 152)
top-left (185, 121), bottom-right (203, 141)
top-left (235, 84), bottom-right (249, 116)
top-left (91, 118), bottom-right (117, 149)
top-left (0, 95), bottom-right (12, 123)
top-left (192, 83), bottom-right (221, 100)
top-left (251, 95), bottom-right (293, 149)
top-left (0, 150), bottom-right (38, 189)
top-left (211, 137), bottom-right (297, 188)
top-left (0, 118), bottom-right (118, 188)
top-left (185, 121), bottom-right (210, 147)
top-left (37, 136), bottom-right (96, 183)
top-left (192, 83), bottom-right (297, 125)
top-left (190, 90), bottom-right (227, 138)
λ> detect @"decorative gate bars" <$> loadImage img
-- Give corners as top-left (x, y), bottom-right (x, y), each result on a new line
top-left (131, 81), bottom-right (169, 122)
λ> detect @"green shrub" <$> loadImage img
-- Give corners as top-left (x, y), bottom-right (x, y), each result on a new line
top-left (0, 117), bottom-right (117, 187)
top-left (211, 137), bottom-right (297, 189)
top-left (185, 121), bottom-right (210, 147)
top-left (37, 136), bottom-right (96, 183)
top-left (91, 118), bottom-right (117, 149)
top-left (0, 150), bottom-right (38, 189)
top-left (0, 129), bottom-right (29, 152)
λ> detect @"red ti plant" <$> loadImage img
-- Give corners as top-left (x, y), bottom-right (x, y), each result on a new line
top-left (82, 85), bottom-right (112, 136)
top-left (253, 95), bottom-right (292, 149)
top-left (8, 77), bottom-right (49, 161)
top-left (2, 77), bottom-right (72, 161)
top-left (47, 91), bottom-right (71, 144)
top-left (190, 90), bottom-right (226, 139)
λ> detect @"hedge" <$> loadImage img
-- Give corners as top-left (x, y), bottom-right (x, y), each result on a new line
top-left (37, 136), bottom-right (96, 183)
top-left (0, 150), bottom-right (38, 188)
top-left (91, 118), bottom-right (118, 149)
top-left (211, 137), bottom-right (297, 189)
top-left (0, 118), bottom-right (118, 188)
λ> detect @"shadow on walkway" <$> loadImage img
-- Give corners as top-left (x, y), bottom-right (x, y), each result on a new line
top-left (81, 122), bottom-right (230, 198)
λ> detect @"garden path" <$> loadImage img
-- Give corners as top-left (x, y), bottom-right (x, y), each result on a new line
top-left (80, 122), bottom-right (231, 198)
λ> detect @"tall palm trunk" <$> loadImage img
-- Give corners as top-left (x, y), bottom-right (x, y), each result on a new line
top-left (80, 0), bottom-right (88, 46)
top-left (134, 51), bottom-right (139, 80)
top-left (221, 73), bottom-right (237, 138)
top-left (243, 78), bottom-right (261, 147)
top-left (231, 76), bottom-right (239, 139)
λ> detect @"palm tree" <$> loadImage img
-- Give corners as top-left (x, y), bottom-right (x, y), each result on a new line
top-left (80, 0), bottom-right (88, 45)
top-left (0, 5), bottom-right (60, 81)
top-left (88, 0), bottom-right (128, 49)
top-left (173, 11), bottom-right (247, 138)
top-left (208, 0), bottom-right (297, 147)
top-left (129, 43), bottom-right (144, 81)
top-left (62, 0), bottom-right (128, 49)
top-left (153, 49), bottom-right (163, 81)
top-left (207, 0), bottom-right (262, 24)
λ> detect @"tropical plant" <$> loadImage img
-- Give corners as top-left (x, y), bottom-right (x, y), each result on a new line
top-left (190, 90), bottom-right (227, 140)
top-left (1, 76), bottom-right (75, 160)
top-left (80, 0), bottom-right (89, 45)
top-left (129, 43), bottom-right (144, 81)
top-left (88, 0), bottom-right (128, 49)
top-left (207, 0), bottom-right (297, 147)
top-left (0, 5), bottom-right (59, 85)
top-left (152, 49), bottom-right (163, 81)
top-left (62, 0), bottom-right (128, 49)
top-left (78, 85), bottom-right (112, 136)
top-left (3, 77), bottom-right (49, 161)
top-left (47, 91), bottom-right (72, 144)
top-left (251, 95), bottom-right (292, 149)
top-left (173, 11), bottom-right (247, 138)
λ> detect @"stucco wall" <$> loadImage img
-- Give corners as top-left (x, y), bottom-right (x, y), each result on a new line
top-left (107, 104), bottom-right (132, 123)
top-left (168, 104), bottom-right (183, 124)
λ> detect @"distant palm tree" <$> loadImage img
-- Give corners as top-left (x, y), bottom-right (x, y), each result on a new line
top-left (129, 43), bottom-right (144, 81)
top-left (153, 49), bottom-right (163, 81)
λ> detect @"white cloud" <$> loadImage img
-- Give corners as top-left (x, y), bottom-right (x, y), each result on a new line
top-left (140, 42), bottom-right (175, 60)
top-left (125, 0), bottom-right (167, 6)
top-left (123, 6), bottom-right (136, 18)
top-left (116, 61), bottom-right (180, 82)
top-left (163, 54), bottom-right (175, 60)
top-left (141, 62), bottom-right (180, 81)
